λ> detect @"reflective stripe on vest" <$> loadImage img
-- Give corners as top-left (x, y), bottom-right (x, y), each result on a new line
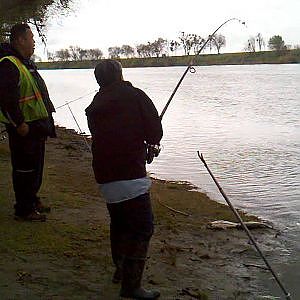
top-left (0, 56), bottom-right (48, 123)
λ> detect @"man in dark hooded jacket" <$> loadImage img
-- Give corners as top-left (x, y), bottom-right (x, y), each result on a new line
top-left (86, 59), bottom-right (163, 299)
top-left (0, 23), bottom-right (56, 221)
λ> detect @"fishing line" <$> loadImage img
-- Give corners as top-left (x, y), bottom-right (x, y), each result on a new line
top-left (55, 90), bottom-right (98, 109)
top-left (159, 18), bottom-right (246, 119)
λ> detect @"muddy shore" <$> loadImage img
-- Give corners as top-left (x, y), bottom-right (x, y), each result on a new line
top-left (0, 127), bottom-right (283, 299)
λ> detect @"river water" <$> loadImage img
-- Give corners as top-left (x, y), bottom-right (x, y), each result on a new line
top-left (41, 64), bottom-right (300, 298)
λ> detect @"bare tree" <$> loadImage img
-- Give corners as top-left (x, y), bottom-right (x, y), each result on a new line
top-left (69, 45), bottom-right (81, 61)
top-left (47, 51), bottom-right (55, 61)
top-left (191, 35), bottom-right (205, 55)
top-left (151, 38), bottom-right (167, 57)
top-left (79, 49), bottom-right (88, 60)
top-left (211, 34), bottom-right (226, 54)
top-left (108, 46), bottom-right (122, 59)
top-left (55, 48), bottom-right (71, 61)
top-left (245, 36), bottom-right (256, 52)
top-left (178, 32), bottom-right (194, 55)
top-left (121, 45), bottom-right (135, 58)
top-left (256, 33), bottom-right (265, 51)
top-left (178, 32), bottom-right (206, 55)
top-left (86, 48), bottom-right (103, 60)
top-left (136, 44), bottom-right (151, 58)
top-left (50, 47), bottom-right (103, 61)
top-left (206, 35), bottom-right (216, 53)
top-left (170, 40), bottom-right (180, 55)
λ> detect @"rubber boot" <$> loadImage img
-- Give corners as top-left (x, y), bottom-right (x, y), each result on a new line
top-left (111, 236), bottom-right (124, 283)
top-left (112, 257), bottom-right (123, 283)
top-left (120, 258), bottom-right (160, 299)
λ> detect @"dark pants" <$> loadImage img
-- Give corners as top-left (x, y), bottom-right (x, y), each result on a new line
top-left (107, 193), bottom-right (154, 265)
top-left (7, 127), bottom-right (45, 216)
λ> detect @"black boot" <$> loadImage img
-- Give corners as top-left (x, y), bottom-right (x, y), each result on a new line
top-left (112, 264), bottom-right (122, 283)
top-left (120, 258), bottom-right (160, 299)
top-left (111, 236), bottom-right (124, 283)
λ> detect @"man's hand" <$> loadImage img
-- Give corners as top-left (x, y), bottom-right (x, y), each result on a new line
top-left (17, 122), bottom-right (29, 136)
top-left (146, 144), bottom-right (161, 164)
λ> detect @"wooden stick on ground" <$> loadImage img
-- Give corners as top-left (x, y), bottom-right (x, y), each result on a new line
top-left (156, 195), bottom-right (190, 216)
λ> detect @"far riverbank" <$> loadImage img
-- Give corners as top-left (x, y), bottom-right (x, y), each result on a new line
top-left (37, 49), bottom-right (300, 70)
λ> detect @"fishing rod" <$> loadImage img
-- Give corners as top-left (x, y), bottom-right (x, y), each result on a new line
top-left (146, 18), bottom-right (247, 163)
top-left (40, 18), bottom-right (243, 117)
top-left (159, 18), bottom-right (245, 120)
top-left (65, 101), bottom-right (91, 152)
top-left (56, 91), bottom-right (97, 153)
top-left (49, 19), bottom-right (245, 156)
top-left (197, 152), bottom-right (292, 300)
top-left (56, 90), bottom-right (98, 110)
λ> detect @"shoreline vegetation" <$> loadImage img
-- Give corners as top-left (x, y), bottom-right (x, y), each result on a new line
top-left (0, 126), bottom-right (284, 299)
top-left (37, 49), bottom-right (300, 70)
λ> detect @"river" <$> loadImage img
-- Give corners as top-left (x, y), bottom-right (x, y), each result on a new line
top-left (41, 64), bottom-right (300, 298)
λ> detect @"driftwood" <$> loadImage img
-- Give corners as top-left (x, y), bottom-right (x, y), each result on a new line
top-left (243, 263), bottom-right (269, 271)
top-left (207, 220), bottom-right (273, 230)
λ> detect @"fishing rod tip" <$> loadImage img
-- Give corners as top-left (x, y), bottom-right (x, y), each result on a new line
top-left (237, 19), bottom-right (246, 25)
top-left (237, 19), bottom-right (247, 28)
top-left (197, 151), bottom-right (204, 160)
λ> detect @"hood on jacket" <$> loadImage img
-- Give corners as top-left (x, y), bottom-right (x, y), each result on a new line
top-left (0, 43), bottom-right (18, 59)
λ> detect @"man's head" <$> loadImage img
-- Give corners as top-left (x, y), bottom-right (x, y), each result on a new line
top-left (94, 59), bottom-right (123, 88)
top-left (10, 23), bottom-right (35, 59)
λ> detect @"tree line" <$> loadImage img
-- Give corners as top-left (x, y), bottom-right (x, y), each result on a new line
top-left (44, 32), bottom-right (298, 62)
top-left (45, 32), bottom-right (227, 61)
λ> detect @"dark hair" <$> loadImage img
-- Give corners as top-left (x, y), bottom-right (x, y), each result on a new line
top-left (10, 23), bottom-right (30, 44)
top-left (94, 59), bottom-right (122, 87)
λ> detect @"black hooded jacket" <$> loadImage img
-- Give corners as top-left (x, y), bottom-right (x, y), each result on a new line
top-left (85, 81), bottom-right (163, 184)
top-left (0, 43), bottom-right (56, 137)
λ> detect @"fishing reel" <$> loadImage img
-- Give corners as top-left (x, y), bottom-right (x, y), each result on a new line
top-left (146, 144), bottom-right (161, 164)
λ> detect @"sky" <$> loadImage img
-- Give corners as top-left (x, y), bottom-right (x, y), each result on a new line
top-left (34, 0), bottom-right (300, 60)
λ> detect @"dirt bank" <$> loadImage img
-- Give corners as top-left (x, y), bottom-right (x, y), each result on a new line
top-left (0, 127), bottom-right (283, 299)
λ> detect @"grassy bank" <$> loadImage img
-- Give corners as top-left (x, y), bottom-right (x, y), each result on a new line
top-left (0, 126), bottom-right (280, 299)
top-left (37, 49), bottom-right (300, 70)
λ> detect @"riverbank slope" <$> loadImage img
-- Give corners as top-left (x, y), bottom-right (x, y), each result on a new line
top-left (0, 127), bottom-right (282, 299)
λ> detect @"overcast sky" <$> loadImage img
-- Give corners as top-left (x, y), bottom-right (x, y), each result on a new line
top-left (35, 0), bottom-right (300, 59)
